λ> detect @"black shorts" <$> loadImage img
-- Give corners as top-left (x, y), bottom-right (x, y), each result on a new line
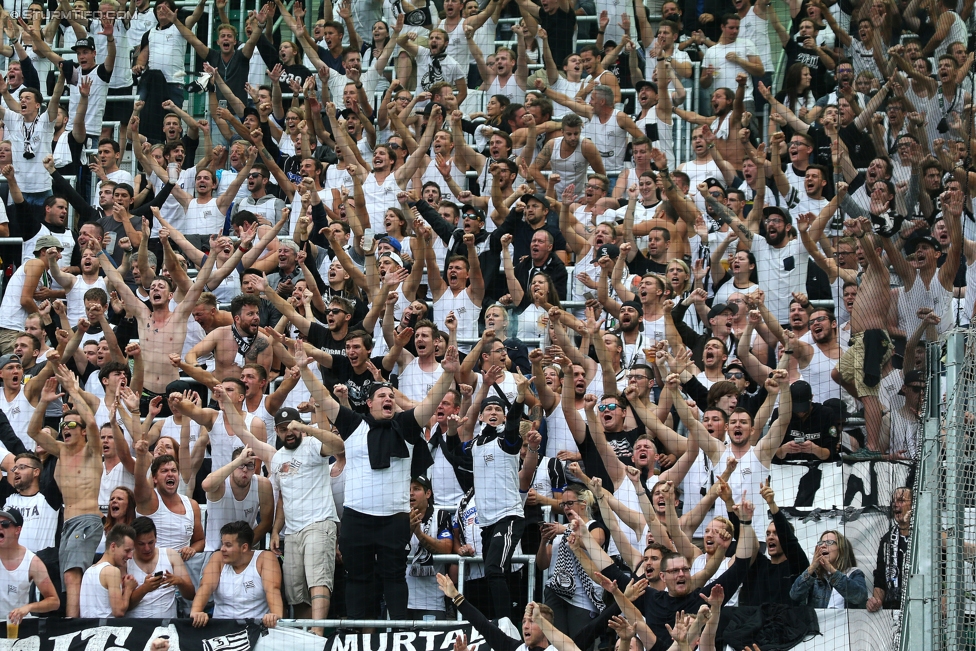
top-left (104, 86), bottom-right (135, 126)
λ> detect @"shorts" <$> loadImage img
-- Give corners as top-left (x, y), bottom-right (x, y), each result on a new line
top-left (283, 519), bottom-right (338, 605)
top-left (836, 331), bottom-right (892, 398)
top-left (0, 329), bottom-right (21, 355)
top-left (59, 514), bottom-right (104, 581)
top-left (141, 387), bottom-right (172, 418)
top-left (104, 86), bottom-right (135, 126)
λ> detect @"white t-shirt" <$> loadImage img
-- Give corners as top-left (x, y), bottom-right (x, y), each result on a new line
top-left (702, 38), bottom-right (759, 97)
top-left (270, 436), bottom-right (338, 534)
top-left (4, 111), bottom-right (54, 192)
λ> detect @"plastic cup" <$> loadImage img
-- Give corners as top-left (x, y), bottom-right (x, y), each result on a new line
top-left (6, 622), bottom-right (18, 639)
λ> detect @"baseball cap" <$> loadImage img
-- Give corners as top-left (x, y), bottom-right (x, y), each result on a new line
top-left (904, 232), bottom-right (942, 255)
top-left (411, 475), bottom-right (432, 492)
top-left (596, 243), bottom-right (620, 260)
top-left (72, 37), bottom-right (96, 51)
top-left (707, 302), bottom-right (738, 321)
top-left (165, 379), bottom-right (192, 396)
top-left (274, 407), bottom-right (303, 427)
top-left (521, 192), bottom-right (551, 211)
top-left (481, 396), bottom-right (506, 413)
top-left (621, 300), bottom-right (643, 317)
top-left (379, 251), bottom-right (404, 267)
top-left (338, 107), bottom-right (357, 120)
top-left (379, 236), bottom-right (403, 253)
top-left (790, 380), bottom-right (813, 413)
top-left (34, 235), bottom-right (64, 253)
top-left (635, 80), bottom-right (658, 94)
top-left (461, 205), bottom-right (486, 221)
top-left (0, 354), bottom-right (20, 371)
top-left (0, 509), bottom-right (23, 528)
top-left (762, 205), bottom-right (792, 224)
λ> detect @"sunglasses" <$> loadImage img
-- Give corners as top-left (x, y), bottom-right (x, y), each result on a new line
top-left (247, 172), bottom-right (264, 179)
top-left (60, 421), bottom-right (80, 430)
top-left (388, 143), bottom-right (403, 149)
top-left (0, 521), bottom-right (14, 529)
top-left (326, 308), bottom-right (348, 315)
top-left (598, 403), bottom-right (619, 412)
top-left (904, 385), bottom-right (923, 393)
top-left (725, 372), bottom-right (744, 380)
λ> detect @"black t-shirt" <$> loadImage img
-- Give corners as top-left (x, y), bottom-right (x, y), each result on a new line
top-left (839, 122), bottom-right (877, 169)
top-left (627, 250), bottom-right (668, 276)
top-left (783, 37), bottom-right (830, 98)
top-left (769, 402), bottom-right (840, 462)
top-left (204, 49), bottom-right (249, 104)
top-left (579, 424), bottom-right (644, 490)
top-left (537, 7), bottom-right (578, 69)
top-left (328, 355), bottom-right (392, 413)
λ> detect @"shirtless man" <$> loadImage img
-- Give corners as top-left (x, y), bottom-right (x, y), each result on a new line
top-left (28, 370), bottom-right (104, 617)
top-left (833, 216), bottom-right (892, 456)
top-left (91, 237), bottom-right (217, 411)
top-left (185, 294), bottom-right (273, 382)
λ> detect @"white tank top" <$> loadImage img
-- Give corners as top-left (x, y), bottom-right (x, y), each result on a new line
top-left (99, 461), bottom-right (135, 512)
top-left (486, 74), bottom-right (525, 105)
top-left (549, 136), bottom-right (589, 198)
top-left (438, 18), bottom-right (470, 67)
top-left (544, 403), bottom-right (581, 458)
top-left (805, 343), bottom-right (842, 404)
top-left (205, 476), bottom-right (261, 552)
top-left (361, 172), bottom-right (401, 227)
top-left (897, 272), bottom-right (953, 337)
top-left (584, 109), bottom-right (628, 172)
top-left (139, 490), bottom-right (194, 551)
top-left (0, 263), bottom-right (43, 331)
top-left (720, 449), bottom-right (768, 541)
top-left (126, 549), bottom-right (177, 617)
top-left (323, 164), bottom-right (355, 194)
top-left (244, 399), bottom-right (276, 449)
top-left (331, 461), bottom-right (345, 520)
top-left (398, 360), bottom-right (443, 403)
top-left (79, 561), bottom-right (113, 618)
top-left (66, 275), bottom-right (107, 326)
top-left (214, 552), bottom-right (268, 619)
top-left (209, 411), bottom-right (257, 470)
top-left (433, 289), bottom-right (480, 352)
top-left (161, 415), bottom-right (203, 455)
top-left (412, 159), bottom-right (464, 204)
top-left (964, 260), bottom-right (976, 325)
top-left (0, 550), bottom-right (34, 616)
top-left (183, 198), bottom-right (224, 236)
top-left (0, 389), bottom-right (36, 451)
top-left (147, 25), bottom-right (186, 83)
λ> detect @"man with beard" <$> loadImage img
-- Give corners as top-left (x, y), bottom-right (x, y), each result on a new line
top-left (792, 307), bottom-right (846, 406)
top-left (177, 380), bottom-right (268, 473)
top-left (529, 113), bottom-right (607, 197)
top-left (423, 390), bottom-right (467, 506)
top-left (267, 406), bottom-right (343, 636)
top-left (567, 227), bottom-right (621, 319)
top-left (604, 264), bottom-right (669, 345)
top-left (185, 295), bottom-right (273, 384)
top-left (498, 193), bottom-right (569, 264)
top-left (685, 369), bottom-right (792, 539)
top-left (868, 487), bottom-right (913, 611)
top-left (738, 479), bottom-right (808, 606)
top-left (0, 452), bottom-right (62, 600)
top-left (391, 320), bottom-right (447, 403)
top-left (398, 28), bottom-right (468, 104)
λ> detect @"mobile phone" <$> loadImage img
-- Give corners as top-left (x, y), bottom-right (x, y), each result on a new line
top-left (87, 153), bottom-right (98, 165)
top-left (584, 290), bottom-right (597, 301)
top-left (363, 227), bottom-right (374, 250)
top-left (154, 571), bottom-right (164, 578)
top-left (218, 99), bottom-right (228, 110)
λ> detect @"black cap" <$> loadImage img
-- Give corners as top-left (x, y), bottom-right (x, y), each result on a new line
top-left (903, 232), bottom-right (942, 255)
top-left (597, 243), bottom-right (620, 260)
top-left (461, 204), bottom-right (486, 221)
top-left (274, 407), bottom-right (303, 427)
top-left (243, 105), bottom-right (260, 120)
top-left (0, 354), bottom-right (20, 370)
top-left (790, 380), bottom-right (813, 413)
top-left (704, 177), bottom-right (725, 190)
top-left (707, 302), bottom-right (738, 321)
top-left (763, 205), bottom-right (792, 224)
top-left (822, 398), bottom-right (848, 424)
top-left (635, 80), bottom-right (658, 94)
top-left (521, 192), bottom-right (550, 211)
top-left (0, 509), bottom-right (23, 528)
top-left (422, 101), bottom-right (446, 117)
top-left (621, 300), bottom-right (643, 316)
top-left (165, 379), bottom-right (192, 396)
top-left (724, 359), bottom-right (746, 375)
top-left (481, 396), bottom-right (506, 412)
top-left (338, 107), bottom-right (357, 120)
top-left (72, 36), bottom-right (96, 51)
top-left (411, 475), bottom-right (432, 492)
top-left (904, 369), bottom-right (924, 386)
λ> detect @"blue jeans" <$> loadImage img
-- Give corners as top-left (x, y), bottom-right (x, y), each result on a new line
top-left (21, 190), bottom-right (53, 209)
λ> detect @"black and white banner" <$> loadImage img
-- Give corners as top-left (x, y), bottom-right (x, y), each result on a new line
top-left (322, 625), bottom-right (479, 651)
top-left (2, 618), bottom-right (262, 651)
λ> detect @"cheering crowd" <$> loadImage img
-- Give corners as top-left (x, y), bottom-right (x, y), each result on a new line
top-left (0, 0), bottom-right (950, 646)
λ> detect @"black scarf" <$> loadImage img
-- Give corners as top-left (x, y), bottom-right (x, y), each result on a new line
top-left (364, 415), bottom-right (434, 475)
top-left (231, 324), bottom-right (256, 356)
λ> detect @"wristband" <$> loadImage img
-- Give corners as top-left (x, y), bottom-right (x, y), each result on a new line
top-left (740, 519), bottom-right (753, 525)
top-left (529, 447), bottom-right (540, 455)
top-left (239, 245), bottom-right (249, 253)
top-left (96, 249), bottom-right (106, 257)
top-left (452, 594), bottom-right (465, 607)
